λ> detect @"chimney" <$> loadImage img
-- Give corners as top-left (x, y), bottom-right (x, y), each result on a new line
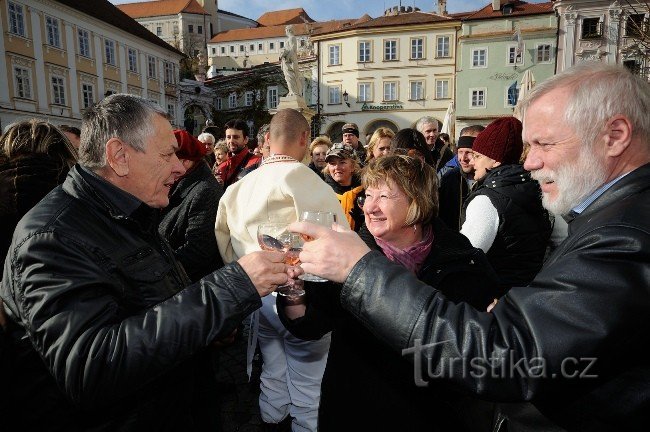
top-left (437, 0), bottom-right (448, 15)
top-left (492, 0), bottom-right (501, 11)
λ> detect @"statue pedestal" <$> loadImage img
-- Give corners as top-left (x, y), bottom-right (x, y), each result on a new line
top-left (271, 94), bottom-right (315, 123)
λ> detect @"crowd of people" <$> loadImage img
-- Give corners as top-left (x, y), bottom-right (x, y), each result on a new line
top-left (1, 62), bottom-right (649, 432)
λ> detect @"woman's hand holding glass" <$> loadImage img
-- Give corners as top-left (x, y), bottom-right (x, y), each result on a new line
top-left (257, 223), bottom-right (305, 298)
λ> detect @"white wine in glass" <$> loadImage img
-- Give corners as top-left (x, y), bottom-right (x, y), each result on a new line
top-left (257, 223), bottom-right (304, 297)
top-left (298, 211), bottom-right (336, 282)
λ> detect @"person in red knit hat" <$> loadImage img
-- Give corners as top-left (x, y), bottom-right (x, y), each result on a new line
top-left (460, 116), bottom-right (551, 290)
top-left (158, 129), bottom-right (224, 282)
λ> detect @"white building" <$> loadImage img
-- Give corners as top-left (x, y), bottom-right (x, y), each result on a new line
top-left (554, 0), bottom-right (649, 77)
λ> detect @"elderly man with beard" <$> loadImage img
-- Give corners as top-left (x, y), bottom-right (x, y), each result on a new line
top-left (289, 63), bottom-right (650, 431)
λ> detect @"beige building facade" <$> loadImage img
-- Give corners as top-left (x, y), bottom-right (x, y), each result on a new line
top-left (311, 9), bottom-right (460, 142)
top-left (1, 0), bottom-right (183, 130)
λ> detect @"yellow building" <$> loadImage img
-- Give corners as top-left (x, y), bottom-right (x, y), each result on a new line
top-left (0, 0), bottom-right (183, 130)
top-left (311, 6), bottom-right (461, 141)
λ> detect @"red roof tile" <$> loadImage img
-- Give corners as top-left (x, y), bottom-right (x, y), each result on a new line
top-left (463, 1), bottom-right (553, 20)
top-left (116, 0), bottom-right (207, 18)
top-left (256, 8), bottom-right (314, 26)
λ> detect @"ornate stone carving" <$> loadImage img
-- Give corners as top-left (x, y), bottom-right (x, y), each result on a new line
top-left (565, 12), bottom-right (577, 26)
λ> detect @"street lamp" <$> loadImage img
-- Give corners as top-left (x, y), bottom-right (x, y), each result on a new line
top-left (342, 89), bottom-right (350, 107)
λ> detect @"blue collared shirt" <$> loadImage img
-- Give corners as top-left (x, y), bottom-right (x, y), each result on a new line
top-left (572, 172), bottom-right (629, 215)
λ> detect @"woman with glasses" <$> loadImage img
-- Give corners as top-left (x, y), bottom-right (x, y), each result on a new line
top-left (322, 143), bottom-right (364, 231)
top-left (278, 155), bottom-right (501, 431)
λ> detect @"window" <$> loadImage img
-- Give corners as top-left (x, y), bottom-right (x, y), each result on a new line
top-left (506, 84), bottom-right (519, 107)
top-left (267, 87), bottom-right (278, 109)
top-left (258, 43), bottom-right (263, 51)
top-left (410, 80), bottom-right (424, 100)
top-left (383, 81), bottom-right (398, 101)
top-left (128, 48), bottom-right (138, 72)
top-left (269, 42), bottom-right (275, 50)
top-left (280, 41), bottom-right (285, 49)
top-left (328, 45), bottom-right (340, 65)
top-left (300, 39), bottom-right (305, 47)
top-left (240, 45), bottom-right (245, 52)
top-left (14, 66), bottom-right (31, 99)
top-left (410, 38), bottom-right (424, 60)
top-left (156, 26), bottom-right (162, 36)
top-left (51, 76), bottom-right (66, 105)
top-left (626, 14), bottom-right (646, 37)
top-left (8, 2), bottom-right (26, 37)
top-left (228, 92), bottom-right (237, 108)
top-left (230, 46), bottom-right (235, 53)
top-left (147, 55), bottom-right (157, 78)
top-left (436, 36), bottom-right (450, 58)
top-left (328, 86), bottom-right (341, 104)
top-left (470, 88), bottom-right (486, 108)
top-left (105, 39), bottom-right (116, 65)
top-left (164, 62), bottom-right (174, 84)
top-left (384, 40), bottom-right (398, 61)
top-left (216, 98), bottom-right (222, 110)
top-left (46, 16), bottom-right (61, 48)
top-left (537, 44), bottom-right (551, 63)
top-left (173, 24), bottom-right (178, 34)
top-left (82, 83), bottom-right (94, 109)
top-left (624, 59), bottom-right (641, 75)
top-left (198, 25), bottom-right (203, 35)
top-left (245, 91), bottom-right (254, 106)
top-left (250, 44), bottom-right (255, 52)
top-left (507, 46), bottom-right (523, 65)
top-left (78, 29), bottom-right (91, 57)
top-left (471, 48), bottom-right (487, 68)
top-left (359, 41), bottom-right (372, 62)
top-left (358, 82), bottom-right (372, 102)
top-left (220, 47), bottom-right (225, 54)
top-left (435, 79), bottom-right (449, 99)
top-left (211, 47), bottom-right (216, 55)
top-left (581, 18), bottom-right (602, 39)
top-left (188, 24), bottom-right (194, 33)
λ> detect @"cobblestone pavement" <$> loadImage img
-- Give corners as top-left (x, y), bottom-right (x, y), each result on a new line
top-left (215, 323), bottom-right (264, 432)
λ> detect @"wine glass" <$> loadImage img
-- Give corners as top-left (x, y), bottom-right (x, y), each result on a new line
top-left (298, 211), bottom-right (336, 282)
top-left (257, 223), bottom-right (305, 297)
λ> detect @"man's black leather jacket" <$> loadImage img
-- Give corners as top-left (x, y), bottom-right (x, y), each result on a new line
top-left (340, 163), bottom-right (650, 431)
top-left (1, 165), bottom-right (262, 431)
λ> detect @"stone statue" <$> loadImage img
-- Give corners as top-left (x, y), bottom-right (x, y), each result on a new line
top-left (280, 25), bottom-right (303, 97)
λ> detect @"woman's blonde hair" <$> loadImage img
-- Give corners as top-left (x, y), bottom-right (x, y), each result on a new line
top-left (361, 155), bottom-right (438, 226)
top-left (365, 127), bottom-right (395, 161)
top-left (0, 119), bottom-right (77, 167)
top-left (309, 135), bottom-right (332, 155)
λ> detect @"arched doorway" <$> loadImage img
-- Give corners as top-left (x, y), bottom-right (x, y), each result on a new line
top-left (183, 104), bottom-right (209, 136)
top-left (326, 121), bottom-right (346, 143)
top-left (364, 119), bottom-right (399, 140)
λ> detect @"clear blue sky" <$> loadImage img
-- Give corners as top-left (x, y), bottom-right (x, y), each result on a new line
top-left (110, 0), bottom-right (546, 22)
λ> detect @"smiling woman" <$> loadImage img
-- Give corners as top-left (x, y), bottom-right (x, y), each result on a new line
top-left (322, 143), bottom-right (364, 231)
top-left (275, 154), bottom-right (502, 431)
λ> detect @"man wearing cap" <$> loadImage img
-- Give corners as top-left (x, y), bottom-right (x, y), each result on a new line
top-left (159, 130), bottom-right (223, 282)
top-left (341, 123), bottom-right (366, 164)
top-left (460, 117), bottom-right (551, 290)
top-left (323, 143), bottom-right (364, 231)
top-left (438, 125), bottom-right (485, 231)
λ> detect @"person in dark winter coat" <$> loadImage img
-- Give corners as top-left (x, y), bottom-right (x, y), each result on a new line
top-left (278, 155), bottom-right (501, 431)
top-left (159, 130), bottom-right (224, 282)
top-left (0, 120), bottom-right (77, 272)
top-left (307, 136), bottom-right (331, 180)
top-left (460, 117), bottom-right (551, 289)
top-left (0, 94), bottom-right (288, 432)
